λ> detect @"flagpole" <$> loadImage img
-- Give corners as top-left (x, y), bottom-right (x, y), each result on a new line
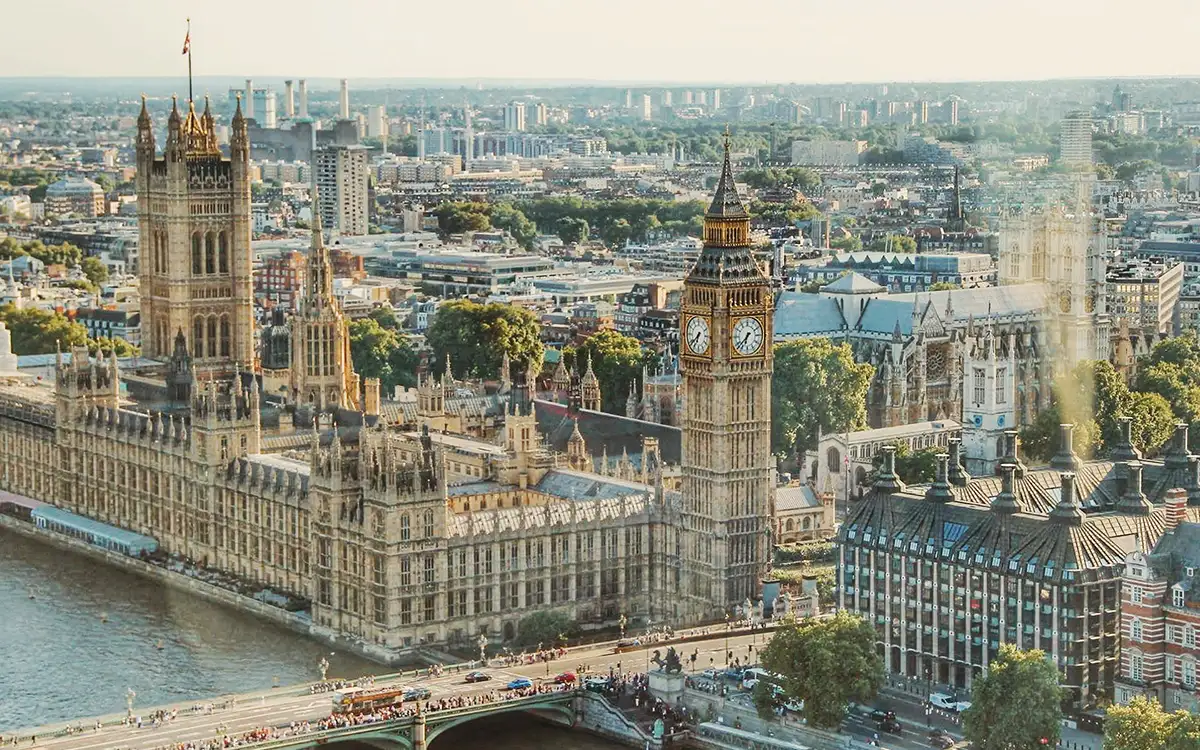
top-left (186, 18), bottom-right (193, 104)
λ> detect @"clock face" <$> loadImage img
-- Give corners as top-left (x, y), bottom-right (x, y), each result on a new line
top-left (685, 316), bottom-right (710, 356)
top-left (732, 317), bottom-right (765, 356)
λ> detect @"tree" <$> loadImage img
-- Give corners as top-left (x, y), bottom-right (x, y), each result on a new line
top-left (772, 338), bottom-right (873, 462)
top-left (425, 300), bottom-right (544, 380)
top-left (599, 218), bottom-right (633, 248)
top-left (0, 304), bottom-right (88, 354)
top-left (566, 329), bottom-right (646, 414)
top-left (490, 203), bottom-right (537, 249)
top-left (829, 234), bottom-right (862, 252)
top-left (1106, 696), bottom-right (1200, 750)
top-left (435, 202), bottom-right (491, 235)
top-left (513, 609), bottom-right (575, 647)
top-left (80, 256), bottom-right (109, 286)
top-left (367, 305), bottom-right (401, 331)
top-left (870, 442), bottom-right (942, 484)
top-left (348, 319), bottom-right (419, 393)
top-left (1127, 391), bottom-right (1176, 456)
top-left (866, 234), bottom-right (917, 253)
top-left (962, 645), bottom-right (1062, 750)
top-left (87, 336), bottom-right (139, 357)
top-left (926, 282), bottom-right (960, 291)
top-left (752, 680), bottom-right (781, 721)
top-left (1019, 404), bottom-right (1101, 463)
top-left (557, 216), bottom-right (590, 245)
top-left (760, 611), bottom-right (884, 729)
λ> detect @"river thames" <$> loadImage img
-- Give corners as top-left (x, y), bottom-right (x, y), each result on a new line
top-left (0, 529), bottom-right (623, 749)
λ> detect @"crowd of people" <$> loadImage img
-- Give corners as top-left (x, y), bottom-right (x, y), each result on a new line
top-left (308, 676), bottom-right (375, 695)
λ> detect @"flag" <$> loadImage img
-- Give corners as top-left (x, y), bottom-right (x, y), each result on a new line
top-left (182, 31), bottom-right (190, 55)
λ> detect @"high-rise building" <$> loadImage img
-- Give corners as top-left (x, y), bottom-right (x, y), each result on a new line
top-left (712, 89), bottom-right (721, 110)
top-left (697, 91), bottom-right (708, 106)
top-left (534, 102), bottom-right (548, 127)
top-left (135, 95), bottom-right (256, 372)
top-left (624, 89), bottom-right (633, 109)
top-left (662, 91), bottom-right (673, 107)
top-left (679, 134), bottom-right (774, 619)
top-left (641, 94), bottom-right (653, 122)
top-left (314, 145), bottom-right (369, 236)
top-left (503, 102), bottom-right (527, 132)
top-left (290, 186), bottom-right (359, 410)
top-left (1060, 111), bottom-right (1094, 166)
top-left (918, 100), bottom-right (929, 124)
top-left (367, 106), bottom-right (388, 140)
top-left (253, 89), bottom-right (277, 129)
top-left (683, 90), bottom-right (694, 105)
top-left (948, 98), bottom-right (959, 126)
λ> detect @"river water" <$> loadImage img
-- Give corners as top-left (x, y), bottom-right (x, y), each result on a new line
top-left (0, 530), bottom-right (624, 749)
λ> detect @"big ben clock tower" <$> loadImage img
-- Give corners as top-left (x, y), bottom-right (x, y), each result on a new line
top-left (679, 132), bottom-right (774, 622)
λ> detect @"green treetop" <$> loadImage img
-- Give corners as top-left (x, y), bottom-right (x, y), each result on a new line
top-left (772, 338), bottom-right (873, 462)
top-left (425, 299), bottom-right (544, 380)
top-left (962, 645), bottom-right (1062, 750)
top-left (565, 329), bottom-right (649, 415)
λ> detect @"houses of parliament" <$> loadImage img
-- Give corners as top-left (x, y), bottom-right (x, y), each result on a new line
top-left (0, 98), bottom-right (776, 650)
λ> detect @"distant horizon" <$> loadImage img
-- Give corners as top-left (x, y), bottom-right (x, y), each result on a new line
top-left (3, 0), bottom-right (1197, 84)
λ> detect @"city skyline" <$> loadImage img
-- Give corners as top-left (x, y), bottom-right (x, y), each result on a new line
top-left (5, 0), bottom-right (1198, 84)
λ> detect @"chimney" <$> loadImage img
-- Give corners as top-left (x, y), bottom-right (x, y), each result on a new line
top-left (1050, 471), bottom-right (1084, 525)
top-left (1050, 423), bottom-right (1081, 471)
top-left (284, 80), bottom-right (295, 119)
top-left (298, 79), bottom-right (309, 118)
top-left (364, 377), bottom-right (381, 417)
top-left (873, 445), bottom-right (906, 494)
top-left (991, 464), bottom-right (1020, 514)
top-left (1000, 429), bottom-right (1027, 478)
top-left (1118, 461), bottom-right (1151, 515)
top-left (1110, 415), bottom-right (1142, 463)
top-left (924, 453), bottom-right (954, 503)
top-left (1165, 488), bottom-right (1188, 532)
top-left (245, 79), bottom-right (254, 120)
top-left (947, 437), bottom-right (971, 486)
top-left (1165, 423), bottom-right (1190, 471)
top-left (339, 79), bottom-right (350, 120)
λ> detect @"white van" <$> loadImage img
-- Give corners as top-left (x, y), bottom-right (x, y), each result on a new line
top-left (741, 667), bottom-right (784, 690)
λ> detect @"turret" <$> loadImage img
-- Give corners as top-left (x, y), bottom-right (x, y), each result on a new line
top-left (136, 95), bottom-right (155, 172)
top-left (230, 93), bottom-right (249, 159)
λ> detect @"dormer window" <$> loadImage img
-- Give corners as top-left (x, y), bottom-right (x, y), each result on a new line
top-left (1174, 587), bottom-right (1186, 609)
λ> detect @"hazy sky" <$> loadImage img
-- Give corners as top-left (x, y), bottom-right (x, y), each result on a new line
top-left (5, 0), bottom-right (1198, 83)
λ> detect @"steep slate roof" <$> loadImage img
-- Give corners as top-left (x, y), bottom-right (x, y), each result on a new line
top-left (446, 493), bottom-right (651, 537)
top-left (534, 399), bottom-right (681, 463)
top-left (822, 272), bottom-right (886, 294)
top-left (774, 294), bottom-right (847, 338)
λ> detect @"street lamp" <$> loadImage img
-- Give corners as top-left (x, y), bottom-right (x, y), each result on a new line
top-left (125, 688), bottom-right (136, 719)
top-left (724, 613), bottom-right (731, 666)
top-left (619, 613), bottom-right (628, 639)
top-left (477, 633), bottom-right (488, 665)
top-left (318, 656), bottom-right (330, 682)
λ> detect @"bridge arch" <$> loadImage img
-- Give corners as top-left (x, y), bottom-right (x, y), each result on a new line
top-left (426, 702), bottom-right (575, 747)
top-left (300, 731), bottom-right (412, 750)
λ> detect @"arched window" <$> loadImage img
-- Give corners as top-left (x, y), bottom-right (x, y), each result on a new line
top-left (827, 447), bottom-right (842, 473)
top-left (785, 519), bottom-right (794, 532)
top-left (192, 317), bottom-right (204, 358)
top-left (423, 509), bottom-right (435, 538)
top-left (218, 231), bottom-right (229, 274)
top-left (206, 316), bottom-right (217, 358)
top-left (1132, 618), bottom-right (1143, 642)
top-left (1032, 243), bottom-right (1046, 279)
top-left (205, 231), bottom-right (216, 274)
top-left (191, 233), bottom-right (202, 275)
top-left (399, 514), bottom-right (410, 541)
top-left (802, 517), bottom-right (812, 530)
top-left (219, 315), bottom-right (231, 358)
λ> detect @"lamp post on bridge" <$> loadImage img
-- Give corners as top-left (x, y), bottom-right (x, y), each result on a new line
top-left (318, 656), bottom-right (330, 683)
top-left (125, 687), bottom-right (136, 719)
top-left (619, 613), bottom-right (628, 640)
top-left (477, 633), bottom-right (488, 665)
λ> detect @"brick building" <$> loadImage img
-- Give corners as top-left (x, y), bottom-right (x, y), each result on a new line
top-left (1117, 492), bottom-right (1200, 710)
top-left (256, 250), bottom-right (306, 307)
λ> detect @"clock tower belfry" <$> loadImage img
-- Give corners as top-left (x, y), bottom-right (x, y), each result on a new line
top-left (679, 132), bottom-right (774, 622)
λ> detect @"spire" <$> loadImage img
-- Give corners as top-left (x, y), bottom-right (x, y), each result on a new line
top-left (138, 94), bottom-right (151, 129)
top-left (706, 127), bottom-right (748, 219)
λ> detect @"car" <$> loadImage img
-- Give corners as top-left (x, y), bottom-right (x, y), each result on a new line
top-left (929, 729), bottom-right (956, 749)
top-left (464, 671), bottom-right (491, 683)
top-left (584, 676), bottom-right (610, 692)
top-left (403, 687), bottom-right (431, 701)
top-left (701, 668), bottom-right (720, 680)
top-left (878, 717), bottom-right (903, 735)
top-left (870, 709), bottom-right (896, 722)
top-left (506, 677), bottom-right (533, 690)
top-left (554, 671), bottom-right (577, 684)
top-left (929, 693), bottom-right (969, 712)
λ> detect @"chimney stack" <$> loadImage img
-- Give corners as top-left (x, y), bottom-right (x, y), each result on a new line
top-left (339, 79), bottom-right (350, 120)
top-left (1166, 423), bottom-right (1191, 471)
top-left (924, 453), bottom-right (954, 503)
top-left (947, 437), bottom-right (971, 486)
top-left (364, 378), bottom-right (381, 417)
top-left (284, 80), bottom-right (295, 119)
top-left (1050, 423), bottom-right (1080, 471)
top-left (245, 79), bottom-right (254, 120)
top-left (991, 463), bottom-right (1020, 514)
top-left (873, 445), bottom-right (906, 494)
top-left (298, 79), bottom-right (308, 118)
top-left (1165, 488), bottom-right (1188, 532)
top-left (1000, 429), bottom-right (1026, 478)
top-left (1118, 461), bottom-right (1151, 515)
top-left (1050, 471), bottom-right (1085, 525)
top-left (1111, 415), bottom-right (1142, 463)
